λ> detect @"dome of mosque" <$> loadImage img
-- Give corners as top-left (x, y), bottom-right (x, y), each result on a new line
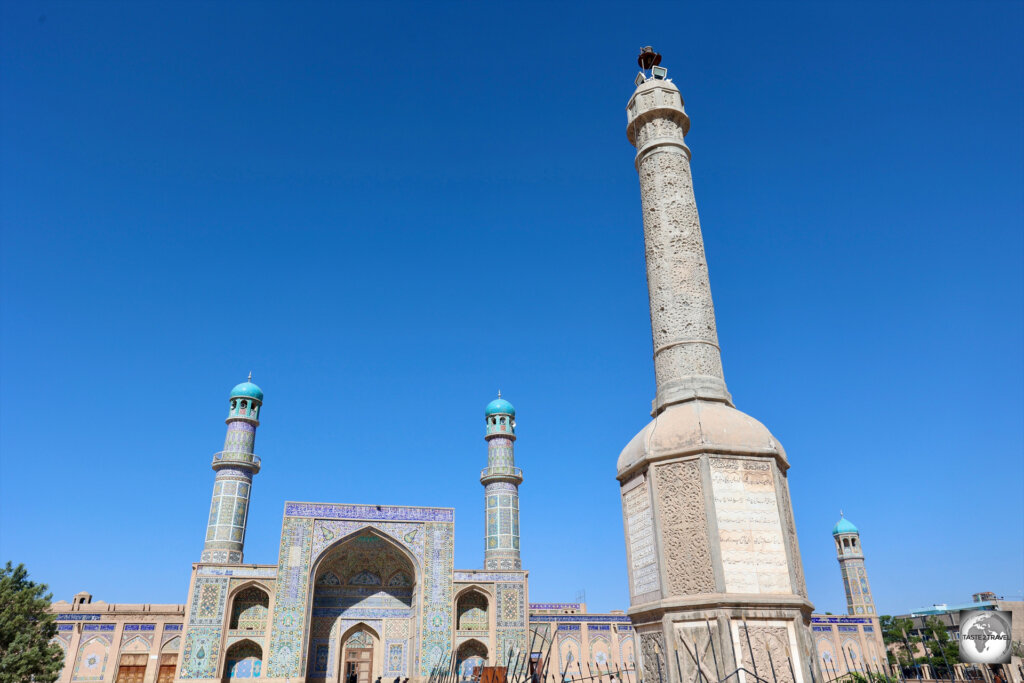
top-left (485, 397), bottom-right (515, 416)
top-left (230, 381), bottom-right (264, 401)
top-left (832, 516), bottom-right (858, 535)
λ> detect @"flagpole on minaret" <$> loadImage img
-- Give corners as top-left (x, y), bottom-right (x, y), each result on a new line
top-left (618, 47), bottom-right (821, 683)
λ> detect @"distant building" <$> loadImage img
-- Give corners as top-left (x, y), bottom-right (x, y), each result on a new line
top-left (887, 592), bottom-right (1023, 680)
top-left (808, 516), bottom-right (886, 677)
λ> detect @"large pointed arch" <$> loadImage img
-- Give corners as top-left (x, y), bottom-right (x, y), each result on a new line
top-left (310, 525), bottom-right (424, 579)
top-left (305, 527), bottom-right (420, 683)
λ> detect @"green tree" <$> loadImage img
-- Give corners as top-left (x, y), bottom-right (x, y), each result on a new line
top-left (879, 615), bottom-right (918, 670)
top-left (920, 617), bottom-right (958, 679)
top-left (0, 562), bottom-right (64, 683)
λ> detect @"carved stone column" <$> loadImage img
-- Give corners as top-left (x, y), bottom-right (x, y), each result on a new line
top-left (618, 58), bottom-right (821, 683)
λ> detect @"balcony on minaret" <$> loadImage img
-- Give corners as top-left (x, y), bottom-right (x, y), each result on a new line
top-left (480, 465), bottom-right (523, 485)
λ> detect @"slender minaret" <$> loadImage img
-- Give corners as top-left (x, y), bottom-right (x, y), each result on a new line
top-left (617, 48), bottom-right (820, 683)
top-left (481, 394), bottom-right (522, 570)
top-left (833, 513), bottom-right (876, 615)
top-left (200, 376), bottom-right (263, 564)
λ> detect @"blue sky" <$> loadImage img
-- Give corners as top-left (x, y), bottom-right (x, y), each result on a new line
top-left (1, 1), bottom-right (1021, 615)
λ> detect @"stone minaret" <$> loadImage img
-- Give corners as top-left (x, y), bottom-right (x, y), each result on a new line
top-left (481, 395), bottom-right (522, 570)
top-left (200, 377), bottom-right (263, 564)
top-left (833, 514), bottom-right (876, 615)
top-left (617, 49), bottom-right (820, 683)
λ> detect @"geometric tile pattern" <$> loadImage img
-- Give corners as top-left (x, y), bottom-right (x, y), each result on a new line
top-left (72, 633), bottom-right (112, 682)
top-left (483, 435), bottom-right (522, 571)
top-left (266, 515), bottom-right (313, 677)
top-left (495, 582), bottom-right (527, 664)
top-left (264, 504), bottom-right (455, 679)
top-left (180, 576), bottom-right (229, 679)
top-left (418, 521), bottom-right (454, 676)
top-left (202, 413), bottom-right (259, 564)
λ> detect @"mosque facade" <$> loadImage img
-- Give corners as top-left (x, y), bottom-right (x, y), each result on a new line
top-left (44, 379), bottom-right (882, 683)
top-left (47, 385), bottom-right (640, 683)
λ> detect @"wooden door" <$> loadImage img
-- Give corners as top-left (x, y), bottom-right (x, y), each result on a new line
top-left (345, 647), bottom-right (373, 683)
top-left (157, 653), bottom-right (178, 683)
top-left (116, 654), bottom-right (148, 683)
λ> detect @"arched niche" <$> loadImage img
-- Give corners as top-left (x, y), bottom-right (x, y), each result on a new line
top-left (159, 637), bottom-right (181, 683)
top-left (222, 639), bottom-right (262, 680)
top-left (455, 588), bottom-right (489, 631)
top-left (337, 623), bottom-right (381, 683)
top-left (74, 635), bottom-right (112, 680)
top-left (307, 528), bottom-right (419, 683)
top-left (228, 584), bottom-right (270, 631)
top-left (589, 635), bottom-right (611, 667)
top-left (558, 635), bottom-right (581, 673)
top-left (618, 635), bottom-right (635, 670)
top-left (455, 639), bottom-right (488, 680)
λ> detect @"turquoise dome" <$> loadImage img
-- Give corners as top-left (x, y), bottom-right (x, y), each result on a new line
top-left (832, 516), bottom-right (858, 535)
top-left (485, 397), bottom-right (515, 416)
top-left (230, 381), bottom-right (264, 401)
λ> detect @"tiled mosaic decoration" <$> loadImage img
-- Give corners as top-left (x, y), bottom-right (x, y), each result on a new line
top-left (231, 586), bottom-right (270, 630)
top-left (454, 571), bottom-right (523, 582)
top-left (120, 636), bottom-right (151, 652)
top-left (225, 640), bottom-right (263, 679)
top-left (180, 574), bottom-right (231, 679)
top-left (190, 577), bottom-right (229, 626)
top-left (495, 582), bottom-right (527, 664)
top-left (120, 624), bottom-right (155, 650)
top-left (418, 520), bottom-right (455, 676)
top-left (180, 626), bottom-right (222, 679)
top-left (198, 566), bottom-right (277, 578)
top-left (619, 636), bottom-right (635, 668)
top-left (456, 590), bottom-right (488, 630)
top-left (72, 633), bottom-right (112, 682)
top-left (265, 504), bottom-right (455, 680)
top-left (558, 636), bottom-right (581, 673)
top-left (386, 642), bottom-right (406, 674)
top-left (161, 625), bottom-right (182, 648)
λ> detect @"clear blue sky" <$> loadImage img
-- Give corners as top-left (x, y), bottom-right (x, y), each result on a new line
top-left (1, 1), bottom-right (1021, 616)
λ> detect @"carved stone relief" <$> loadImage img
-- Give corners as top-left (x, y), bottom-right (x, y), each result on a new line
top-left (674, 622), bottom-right (721, 683)
top-left (654, 461), bottom-right (715, 595)
top-left (639, 630), bottom-right (667, 683)
top-left (636, 148), bottom-right (724, 387)
top-left (737, 623), bottom-right (794, 683)
top-left (775, 473), bottom-right (807, 598)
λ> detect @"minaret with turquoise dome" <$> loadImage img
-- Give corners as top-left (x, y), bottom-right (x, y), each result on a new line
top-left (833, 512), bottom-right (876, 615)
top-left (481, 393), bottom-right (523, 570)
top-left (200, 375), bottom-right (263, 564)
